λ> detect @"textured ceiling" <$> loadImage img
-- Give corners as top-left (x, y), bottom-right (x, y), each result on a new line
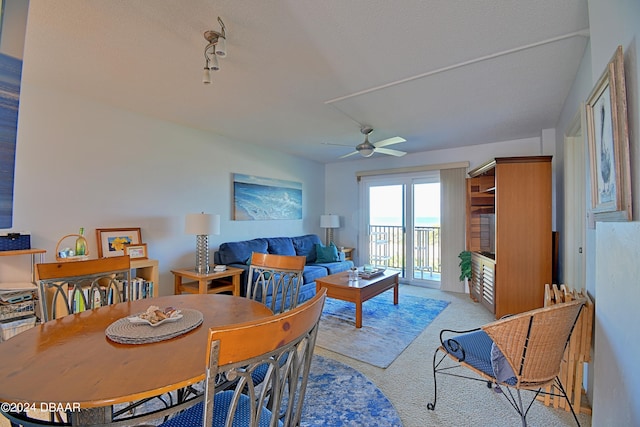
top-left (23, 0), bottom-right (589, 163)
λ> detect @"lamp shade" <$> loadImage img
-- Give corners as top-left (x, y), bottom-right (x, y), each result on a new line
top-left (185, 213), bottom-right (220, 235)
top-left (320, 214), bottom-right (340, 228)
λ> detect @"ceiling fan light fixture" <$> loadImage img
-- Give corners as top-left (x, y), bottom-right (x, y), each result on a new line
top-left (356, 142), bottom-right (375, 157)
top-left (334, 126), bottom-right (406, 159)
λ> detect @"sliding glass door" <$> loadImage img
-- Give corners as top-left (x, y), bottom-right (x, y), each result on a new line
top-left (361, 172), bottom-right (441, 285)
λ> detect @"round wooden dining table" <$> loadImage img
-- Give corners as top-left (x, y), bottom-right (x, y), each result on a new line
top-left (0, 294), bottom-right (272, 425)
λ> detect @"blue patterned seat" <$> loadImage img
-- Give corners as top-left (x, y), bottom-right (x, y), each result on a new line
top-left (159, 392), bottom-right (279, 427)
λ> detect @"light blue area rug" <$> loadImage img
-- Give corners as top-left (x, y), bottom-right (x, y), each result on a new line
top-left (135, 354), bottom-right (401, 427)
top-left (301, 355), bottom-right (402, 426)
top-left (316, 292), bottom-right (450, 368)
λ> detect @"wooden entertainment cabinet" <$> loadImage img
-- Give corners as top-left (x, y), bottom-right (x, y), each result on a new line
top-left (466, 156), bottom-right (552, 319)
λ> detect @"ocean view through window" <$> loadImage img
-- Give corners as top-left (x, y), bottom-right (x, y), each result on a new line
top-left (367, 178), bottom-right (441, 283)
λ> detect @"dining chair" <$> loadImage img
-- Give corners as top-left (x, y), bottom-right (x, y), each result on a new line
top-left (154, 288), bottom-right (326, 427)
top-left (36, 255), bottom-right (130, 321)
top-left (246, 252), bottom-right (306, 314)
top-left (426, 298), bottom-right (585, 427)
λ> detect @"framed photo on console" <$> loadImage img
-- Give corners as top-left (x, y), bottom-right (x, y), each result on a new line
top-left (586, 45), bottom-right (632, 222)
top-left (124, 243), bottom-right (148, 259)
top-left (96, 227), bottom-right (143, 258)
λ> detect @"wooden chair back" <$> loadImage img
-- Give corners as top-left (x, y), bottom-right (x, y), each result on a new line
top-left (202, 289), bottom-right (326, 427)
top-left (37, 256), bottom-right (130, 321)
top-left (246, 252), bottom-right (306, 314)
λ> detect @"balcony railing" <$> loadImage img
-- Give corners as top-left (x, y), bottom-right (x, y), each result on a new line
top-left (368, 225), bottom-right (441, 280)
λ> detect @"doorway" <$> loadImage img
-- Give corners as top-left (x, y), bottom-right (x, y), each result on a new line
top-left (360, 172), bottom-right (441, 286)
top-left (564, 107), bottom-right (587, 291)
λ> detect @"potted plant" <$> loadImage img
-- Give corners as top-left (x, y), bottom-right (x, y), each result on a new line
top-left (458, 250), bottom-right (472, 293)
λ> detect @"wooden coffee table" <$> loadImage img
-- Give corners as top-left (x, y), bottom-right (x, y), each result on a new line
top-left (316, 270), bottom-right (400, 328)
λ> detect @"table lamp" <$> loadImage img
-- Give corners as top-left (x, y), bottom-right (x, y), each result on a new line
top-left (185, 213), bottom-right (220, 274)
top-left (320, 214), bottom-right (340, 246)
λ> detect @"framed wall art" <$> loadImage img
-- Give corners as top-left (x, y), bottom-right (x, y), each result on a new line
top-left (96, 228), bottom-right (143, 258)
top-left (0, 53), bottom-right (22, 228)
top-left (124, 243), bottom-right (148, 259)
top-left (586, 45), bottom-right (632, 222)
top-left (232, 173), bottom-right (302, 220)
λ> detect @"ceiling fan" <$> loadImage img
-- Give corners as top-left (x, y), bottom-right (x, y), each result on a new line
top-left (338, 126), bottom-right (407, 159)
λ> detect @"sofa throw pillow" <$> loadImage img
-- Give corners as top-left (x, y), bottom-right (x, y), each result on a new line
top-left (315, 242), bottom-right (340, 263)
top-left (267, 237), bottom-right (296, 256)
top-left (292, 234), bottom-right (322, 264)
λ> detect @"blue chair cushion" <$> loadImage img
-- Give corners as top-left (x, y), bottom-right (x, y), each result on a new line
top-left (491, 342), bottom-right (517, 384)
top-left (442, 330), bottom-right (516, 386)
top-left (160, 391), bottom-right (281, 427)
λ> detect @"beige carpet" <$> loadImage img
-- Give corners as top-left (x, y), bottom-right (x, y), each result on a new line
top-left (314, 284), bottom-right (592, 427)
top-left (1, 285), bottom-right (592, 427)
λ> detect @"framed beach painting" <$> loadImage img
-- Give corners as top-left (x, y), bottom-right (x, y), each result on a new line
top-left (233, 174), bottom-right (302, 220)
top-left (586, 45), bottom-right (632, 222)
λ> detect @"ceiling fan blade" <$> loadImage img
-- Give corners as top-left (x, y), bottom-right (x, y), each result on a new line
top-left (338, 151), bottom-right (359, 159)
top-left (373, 136), bottom-right (406, 148)
top-left (322, 142), bottom-right (354, 147)
top-left (375, 147), bottom-right (407, 157)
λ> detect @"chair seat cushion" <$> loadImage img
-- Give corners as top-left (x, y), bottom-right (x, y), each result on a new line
top-left (442, 330), bottom-right (517, 386)
top-left (160, 391), bottom-right (281, 427)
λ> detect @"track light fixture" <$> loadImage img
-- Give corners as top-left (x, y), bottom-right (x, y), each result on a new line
top-left (202, 17), bottom-right (227, 84)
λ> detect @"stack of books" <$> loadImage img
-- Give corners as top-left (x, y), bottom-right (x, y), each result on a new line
top-left (213, 265), bottom-right (227, 272)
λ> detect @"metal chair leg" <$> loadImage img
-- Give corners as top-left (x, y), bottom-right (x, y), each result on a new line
top-left (516, 389), bottom-right (527, 427)
top-left (554, 377), bottom-right (581, 427)
top-left (426, 348), bottom-right (440, 410)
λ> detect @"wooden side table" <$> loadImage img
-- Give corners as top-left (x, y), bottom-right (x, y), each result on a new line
top-left (172, 267), bottom-right (243, 296)
top-left (341, 247), bottom-right (354, 261)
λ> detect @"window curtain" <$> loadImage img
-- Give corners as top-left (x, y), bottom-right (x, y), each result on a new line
top-left (440, 167), bottom-right (467, 292)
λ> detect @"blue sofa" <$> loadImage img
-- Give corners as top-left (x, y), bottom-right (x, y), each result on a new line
top-left (213, 234), bottom-right (354, 304)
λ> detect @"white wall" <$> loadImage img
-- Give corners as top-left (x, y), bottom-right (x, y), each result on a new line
top-left (594, 222), bottom-right (640, 426)
top-left (583, 0), bottom-right (640, 424)
top-left (4, 85), bottom-right (325, 295)
top-left (324, 134), bottom-right (555, 264)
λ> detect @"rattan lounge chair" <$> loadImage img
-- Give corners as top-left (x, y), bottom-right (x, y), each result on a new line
top-left (427, 299), bottom-right (585, 427)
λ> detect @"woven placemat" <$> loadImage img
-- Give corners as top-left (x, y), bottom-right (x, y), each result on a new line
top-left (106, 309), bottom-right (203, 344)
